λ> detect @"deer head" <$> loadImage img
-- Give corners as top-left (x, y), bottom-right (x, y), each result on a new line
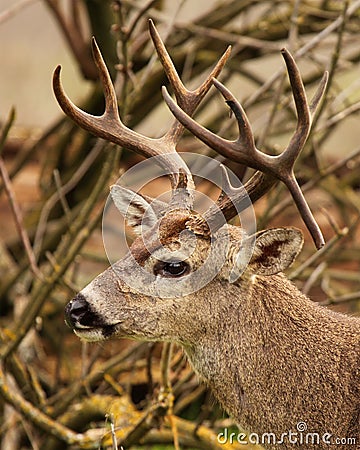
top-left (53, 23), bottom-right (360, 447)
top-left (53, 21), bottom-right (326, 343)
top-left (53, 20), bottom-right (327, 338)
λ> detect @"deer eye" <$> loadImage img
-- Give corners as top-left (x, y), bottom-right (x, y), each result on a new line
top-left (153, 260), bottom-right (190, 278)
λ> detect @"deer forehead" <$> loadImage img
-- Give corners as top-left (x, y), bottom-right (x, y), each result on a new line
top-left (131, 224), bottom-right (246, 278)
top-left (129, 209), bottom-right (211, 266)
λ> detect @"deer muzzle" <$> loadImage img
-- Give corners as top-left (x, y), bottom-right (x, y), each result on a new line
top-left (64, 293), bottom-right (118, 341)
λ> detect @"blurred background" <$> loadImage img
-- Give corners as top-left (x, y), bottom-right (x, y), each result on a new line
top-left (0, 1), bottom-right (359, 449)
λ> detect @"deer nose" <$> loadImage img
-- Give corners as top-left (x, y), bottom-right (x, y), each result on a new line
top-left (65, 294), bottom-right (92, 328)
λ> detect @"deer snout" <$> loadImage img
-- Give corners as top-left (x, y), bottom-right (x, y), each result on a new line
top-left (65, 293), bottom-right (105, 330)
top-left (65, 292), bottom-right (121, 342)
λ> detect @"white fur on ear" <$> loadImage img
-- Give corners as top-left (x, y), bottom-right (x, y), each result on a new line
top-left (228, 235), bottom-right (254, 283)
top-left (250, 227), bottom-right (304, 276)
top-left (110, 185), bottom-right (159, 235)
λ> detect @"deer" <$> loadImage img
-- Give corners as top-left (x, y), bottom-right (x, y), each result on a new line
top-left (53, 20), bottom-right (360, 450)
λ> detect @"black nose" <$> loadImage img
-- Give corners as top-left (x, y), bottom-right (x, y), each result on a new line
top-left (65, 293), bottom-right (92, 328)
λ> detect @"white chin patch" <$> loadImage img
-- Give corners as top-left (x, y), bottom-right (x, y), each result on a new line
top-left (74, 328), bottom-right (107, 342)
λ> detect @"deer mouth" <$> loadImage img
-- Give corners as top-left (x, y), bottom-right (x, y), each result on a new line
top-left (70, 324), bottom-right (118, 342)
top-left (64, 294), bottom-right (119, 341)
top-left (65, 317), bottom-right (119, 342)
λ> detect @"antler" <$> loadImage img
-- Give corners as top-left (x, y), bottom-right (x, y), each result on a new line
top-left (53, 19), bottom-right (231, 210)
top-left (162, 49), bottom-right (328, 249)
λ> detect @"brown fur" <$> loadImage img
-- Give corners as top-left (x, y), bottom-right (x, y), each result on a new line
top-left (185, 274), bottom-right (360, 449)
top-left (65, 211), bottom-right (360, 450)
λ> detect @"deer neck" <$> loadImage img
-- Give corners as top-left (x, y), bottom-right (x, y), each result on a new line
top-left (184, 273), bottom-right (315, 379)
top-left (183, 273), bottom-right (360, 442)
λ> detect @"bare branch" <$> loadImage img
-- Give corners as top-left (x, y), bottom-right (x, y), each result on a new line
top-left (0, 110), bottom-right (42, 279)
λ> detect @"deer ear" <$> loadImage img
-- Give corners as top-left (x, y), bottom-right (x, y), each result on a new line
top-left (250, 227), bottom-right (303, 276)
top-left (110, 185), bottom-right (163, 235)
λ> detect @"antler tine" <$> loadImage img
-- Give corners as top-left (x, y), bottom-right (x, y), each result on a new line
top-left (162, 78), bottom-right (269, 168)
top-left (275, 49), bottom-right (326, 248)
top-left (91, 38), bottom-right (119, 118)
top-left (53, 41), bottom-right (151, 154)
top-left (163, 78), bottom-right (283, 226)
top-left (149, 19), bottom-right (231, 145)
top-left (279, 48), bottom-right (323, 172)
top-left (280, 49), bottom-right (311, 165)
top-left (309, 71), bottom-right (329, 115)
top-left (163, 50), bottom-right (328, 248)
top-left (148, 19), bottom-right (187, 106)
top-left (53, 35), bottom-right (196, 199)
top-left (202, 167), bottom-right (276, 230)
top-left (206, 165), bottom-right (252, 224)
top-left (149, 19), bottom-right (231, 112)
top-left (53, 23), bottom-right (231, 210)
top-left (53, 38), bottom-right (125, 143)
top-left (278, 49), bottom-right (328, 170)
top-left (213, 78), bottom-right (257, 156)
top-left (162, 84), bottom-right (240, 161)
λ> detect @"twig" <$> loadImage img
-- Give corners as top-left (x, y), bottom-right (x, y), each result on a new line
top-left (289, 227), bottom-right (349, 280)
top-left (160, 342), bottom-right (173, 392)
top-left (145, 343), bottom-right (155, 396)
top-left (173, 384), bottom-right (206, 415)
top-left (256, 0), bottom-right (300, 147)
top-left (256, 0), bottom-right (304, 152)
top-left (137, 0), bottom-right (187, 89)
top-left (117, 401), bottom-right (168, 448)
top-left (0, 0), bottom-right (38, 25)
top-left (0, 109), bottom-right (42, 280)
top-left (0, 145), bottom-right (120, 359)
top-left (321, 291), bottom-right (360, 306)
top-left (175, 22), bottom-right (280, 51)
top-left (33, 138), bottom-right (103, 259)
top-left (53, 169), bottom-right (71, 220)
top-left (105, 413), bottom-right (119, 450)
top-left (310, 0), bottom-right (349, 134)
top-left (127, 0), bottom-right (157, 39)
top-left (244, 0), bottom-right (360, 108)
top-left (318, 101), bottom-right (360, 133)
top-left (142, 415), bottom-right (256, 450)
top-left (18, 418), bottom-right (40, 450)
top-left (113, 2), bottom-right (132, 117)
top-left (71, 1), bottom-right (83, 38)
top-left (0, 107), bottom-right (16, 156)
top-left (48, 342), bottom-right (146, 417)
top-left (0, 117), bottom-right (66, 196)
top-left (302, 261), bottom-right (327, 295)
top-left (44, 0), bottom-right (97, 80)
top-left (267, 146), bottom-right (360, 222)
top-left (159, 343), bottom-right (180, 450)
top-left (0, 363), bottom-right (92, 447)
top-left (44, 251), bottom-right (79, 292)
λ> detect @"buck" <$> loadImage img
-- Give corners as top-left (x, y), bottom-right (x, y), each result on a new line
top-left (54, 21), bottom-right (360, 449)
